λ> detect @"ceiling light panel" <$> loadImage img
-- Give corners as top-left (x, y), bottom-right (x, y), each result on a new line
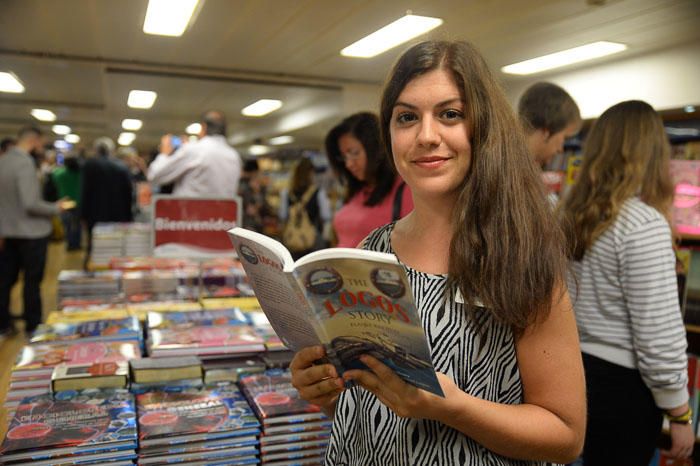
top-left (0, 71), bottom-right (25, 93)
top-left (122, 119), bottom-right (143, 131)
top-left (143, 0), bottom-right (200, 37)
top-left (118, 132), bottom-right (136, 146)
top-left (340, 15), bottom-right (443, 58)
top-left (186, 123), bottom-right (201, 134)
top-left (127, 90), bottom-right (158, 109)
top-left (31, 109), bottom-right (56, 122)
top-left (65, 134), bottom-right (80, 144)
top-left (242, 99), bottom-right (283, 117)
top-left (501, 41), bottom-right (627, 75)
top-left (268, 135), bottom-right (294, 145)
top-left (52, 125), bottom-right (71, 135)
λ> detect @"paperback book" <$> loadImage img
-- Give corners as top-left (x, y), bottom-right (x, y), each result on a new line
top-left (147, 308), bottom-right (248, 330)
top-left (29, 316), bottom-right (141, 345)
top-left (228, 227), bottom-right (443, 396)
top-left (148, 324), bottom-right (265, 357)
top-left (51, 361), bottom-right (129, 392)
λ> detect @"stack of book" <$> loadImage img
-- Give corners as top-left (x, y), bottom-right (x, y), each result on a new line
top-left (122, 268), bottom-right (200, 303)
top-left (90, 223), bottom-right (127, 268)
top-left (203, 355), bottom-right (267, 385)
top-left (57, 270), bottom-right (122, 308)
top-left (109, 256), bottom-right (197, 271)
top-left (123, 222), bottom-right (152, 257)
top-left (135, 385), bottom-right (261, 465)
top-left (29, 316), bottom-right (142, 346)
top-left (129, 356), bottom-right (204, 394)
top-left (5, 341), bottom-right (141, 417)
top-left (0, 388), bottom-right (138, 465)
top-left (146, 309), bottom-right (265, 358)
top-left (201, 257), bottom-right (254, 299)
top-left (240, 370), bottom-right (331, 465)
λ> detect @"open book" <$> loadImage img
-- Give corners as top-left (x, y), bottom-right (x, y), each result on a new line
top-left (227, 227), bottom-right (444, 397)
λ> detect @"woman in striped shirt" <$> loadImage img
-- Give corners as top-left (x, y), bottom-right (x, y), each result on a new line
top-left (561, 100), bottom-right (694, 464)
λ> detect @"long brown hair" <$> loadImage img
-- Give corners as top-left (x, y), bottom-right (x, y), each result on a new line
top-left (290, 157), bottom-right (315, 196)
top-left (560, 100), bottom-right (674, 260)
top-left (379, 41), bottom-right (567, 330)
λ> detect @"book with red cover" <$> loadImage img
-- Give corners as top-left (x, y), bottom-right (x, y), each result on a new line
top-left (0, 388), bottom-right (137, 462)
top-left (239, 369), bottom-right (328, 426)
top-left (148, 325), bottom-right (265, 357)
top-left (12, 341), bottom-right (141, 379)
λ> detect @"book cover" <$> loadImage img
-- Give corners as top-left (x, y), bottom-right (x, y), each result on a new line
top-left (147, 308), bottom-right (248, 330)
top-left (13, 341), bottom-right (141, 378)
top-left (0, 389), bottom-right (137, 458)
top-left (239, 370), bottom-right (326, 422)
top-left (51, 361), bottom-right (129, 392)
top-left (136, 386), bottom-right (260, 442)
top-left (228, 227), bottom-right (444, 397)
top-left (29, 317), bottom-right (141, 345)
top-left (148, 325), bottom-right (265, 356)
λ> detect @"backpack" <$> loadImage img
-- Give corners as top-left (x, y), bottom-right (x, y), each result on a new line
top-left (283, 186), bottom-right (318, 252)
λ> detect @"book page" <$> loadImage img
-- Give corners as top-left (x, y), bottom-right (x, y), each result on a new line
top-left (291, 255), bottom-right (444, 397)
top-left (228, 228), bottom-right (322, 351)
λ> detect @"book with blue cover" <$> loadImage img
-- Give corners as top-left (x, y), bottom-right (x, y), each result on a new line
top-left (29, 317), bottom-right (141, 345)
top-left (228, 227), bottom-right (444, 397)
top-left (0, 388), bottom-right (137, 462)
top-left (136, 385), bottom-right (261, 447)
top-left (147, 308), bottom-right (248, 330)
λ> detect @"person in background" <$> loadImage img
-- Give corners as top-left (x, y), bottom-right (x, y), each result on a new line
top-left (560, 100), bottom-right (693, 464)
top-left (45, 152), bottom-right (82, 250)
top-left (292, 40), bottom-right (585, 465)
top-left (238, 159), bottom-right (272, 233)
top-left (0, 126), bottom-right (66, 336)
top-left (80, 137), bottom-right (133, 268)
top-left (1, 137), bottom-right (16, 154)
top-left (279, 157), bottom-right (331, 259)
top-left (518, 82), bottom-right (581, 168)
top-left (325, 112), bottom-right (413, 248)
top-left (148, 110), bottom-right (242, 198)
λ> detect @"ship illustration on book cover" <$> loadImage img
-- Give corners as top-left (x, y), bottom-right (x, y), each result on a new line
top-left (239, 369), bottom-right (325, 420)
top-left (136, 385), bottom-right (260, 440)
top-left (0, 388), bottom-right (137, 456)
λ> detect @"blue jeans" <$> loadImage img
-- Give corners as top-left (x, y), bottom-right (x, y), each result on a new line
top-left (61, 210), bottom-right (81, 250)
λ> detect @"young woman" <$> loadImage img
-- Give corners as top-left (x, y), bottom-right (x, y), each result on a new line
top-left (560, 100), bottom-right (693, 464)
top-left (325, 112), bottom-right (413, 248)
top-left (291, 41), bottom-right (586, 465)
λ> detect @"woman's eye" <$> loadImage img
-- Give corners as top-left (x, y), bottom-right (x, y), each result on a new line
top-left (441, 109), bottom-right (464, 120)
top-left (396, 112), bottom-right (417, 124)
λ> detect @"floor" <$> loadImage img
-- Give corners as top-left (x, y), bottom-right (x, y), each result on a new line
top-left (0, 241), bottom-right (84, 437)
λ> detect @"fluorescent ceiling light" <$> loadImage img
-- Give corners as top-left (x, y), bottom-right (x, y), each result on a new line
top-left (143, 0), bottom-right (199, 37)
top-left (502, 41), bottom-right (627, 75)
top-left (31, 108), bottom-right (57, 122)
top-left (52, 125), bottom-right (71, 135)
top-left (64, 134), bottom-right (80, 144)
top-left (127, 90), bottom-right (157, 109)
top-left (186, 122), bottom-right (201, 134)
top-left (118, 132), bottom-right (136, 146)
top-left (340, 15), bottom-right (443, 58)
top-left (268, 135), bottom-right (294, 145)
top-left (242, 99), bottom-right (283, 117)
top-left (685, 105), bottom-right (696, 113)
top-left (249, 144), bottom-right (270, 156)
top-left (0, 71), bottom-right (25, 93)
top-left (122, 118), bottom-right (143, 131)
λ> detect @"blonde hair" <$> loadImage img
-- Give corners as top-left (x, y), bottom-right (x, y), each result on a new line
top-left (560, 100), bottom-right (674, 260)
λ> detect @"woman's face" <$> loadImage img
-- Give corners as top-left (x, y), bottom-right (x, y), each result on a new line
top-left (337, 133), bottom-right (368, 182)
top-left (389, 68), bottom-right (472, 202)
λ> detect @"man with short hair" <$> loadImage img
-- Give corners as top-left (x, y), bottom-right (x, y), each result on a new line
top-left (148, 110), bottom-right (242, 197)
top-left (0, 126), bottom-right (65, 335)
top-left (518, 82), bottom-right (582, 167)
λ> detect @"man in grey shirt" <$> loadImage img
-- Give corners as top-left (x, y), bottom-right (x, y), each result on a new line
top-left (0, 126), bottom-right (65, 336)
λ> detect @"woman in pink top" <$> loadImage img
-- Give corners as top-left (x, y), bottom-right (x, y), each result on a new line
top-left (326, 112), bottom-right (414, 248)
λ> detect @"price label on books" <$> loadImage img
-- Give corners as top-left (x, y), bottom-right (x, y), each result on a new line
top-left (153, 196), bottom-right (242, 258)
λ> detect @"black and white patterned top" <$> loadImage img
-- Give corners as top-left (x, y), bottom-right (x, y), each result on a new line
top-left (324, 223), bottom-right (554, 466)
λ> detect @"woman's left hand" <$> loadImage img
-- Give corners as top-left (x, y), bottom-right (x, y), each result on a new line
top-left (342, 354), bottom-right (461, 421)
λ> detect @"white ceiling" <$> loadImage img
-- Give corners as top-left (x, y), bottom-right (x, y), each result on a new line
top-left (0, 0), bottom-right (698, 154)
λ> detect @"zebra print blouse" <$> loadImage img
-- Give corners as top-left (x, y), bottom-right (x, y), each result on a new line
top-left (324, 223), bottom-right (554, 466)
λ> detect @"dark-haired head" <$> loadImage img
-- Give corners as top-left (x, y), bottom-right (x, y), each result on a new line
top-left (201, 110), bottom-right (227, 136)
top-left (325, 112), bottom-right (396, 206)
top-left (379, 40), bottom-right (567, 330)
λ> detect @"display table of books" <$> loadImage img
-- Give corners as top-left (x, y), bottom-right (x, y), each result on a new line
top-left (0, 255), bottom-right (327, 465)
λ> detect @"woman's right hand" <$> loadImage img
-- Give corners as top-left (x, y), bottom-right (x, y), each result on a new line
top-left (290, 346), bottom-right (345, 416)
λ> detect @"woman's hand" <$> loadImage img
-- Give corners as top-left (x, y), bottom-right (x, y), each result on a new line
top-left (342, 354), bottom-right (459, 421)
top-left (662, 422), bottom-right (694, 459)
top-left (290, 346), bottom-right (345, 416)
